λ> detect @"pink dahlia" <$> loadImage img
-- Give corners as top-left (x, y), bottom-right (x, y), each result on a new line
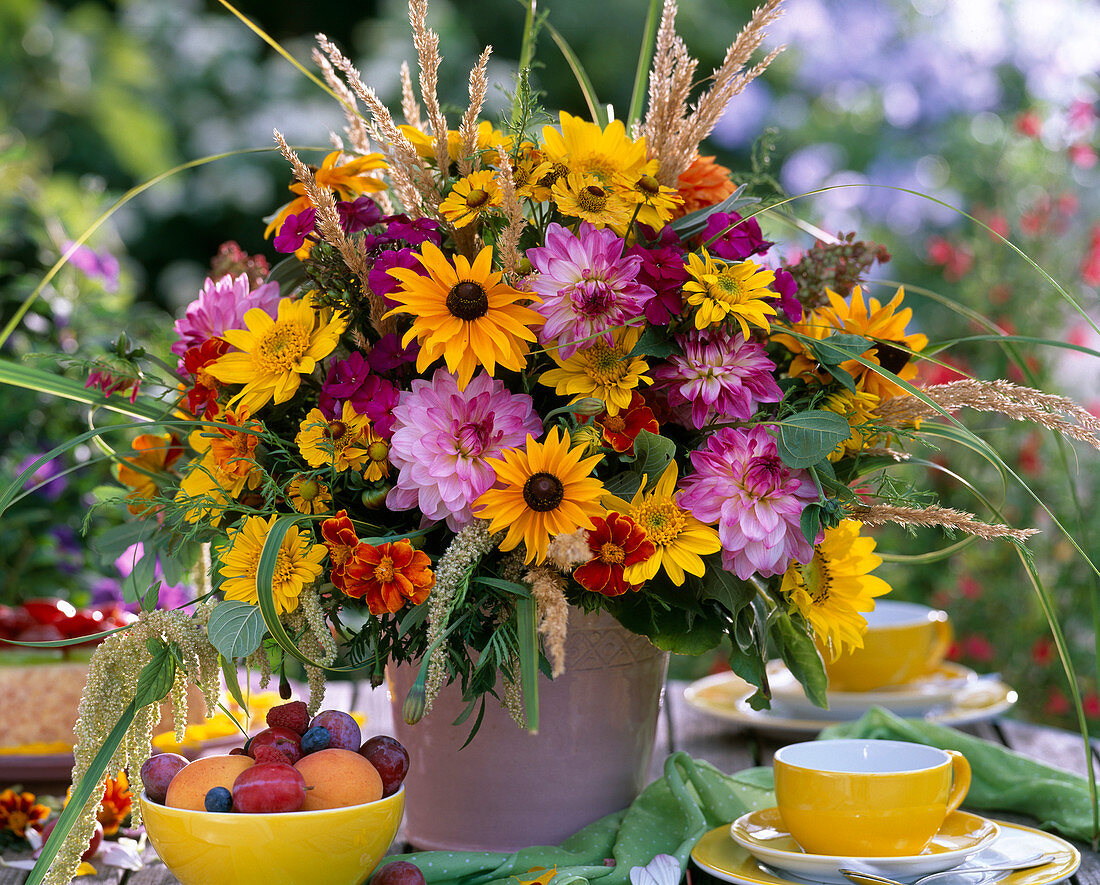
top-left (679, 426), bottom-right (818, 580)
top-left (527, 222), bottom-right (655, 358)
top-left (171, 273), bottom-right (280, 357)
top-left (652, 328), bottom-right (783, 429)
top-left (387, 369), bottom-right (542, 529)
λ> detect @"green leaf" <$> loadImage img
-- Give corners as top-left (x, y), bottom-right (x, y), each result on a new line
top-left (800, 504), bottom-right (822, 546)
top-left (133, 642), bottom-right (176, 708)
top-left (208, 600), bottom-right (266, 658)
top-left (540, 16), bottom-right (606, 126)
top-left (772, 613), bottom-right (827, 709)
top-left (627, 0), bottom-right (661, 127)
top-left (0, 359), bottom-right (165, 421)
top-left (773, 411), bottom-right (850, 469)
top-left (219, 653), bottom-right (248, 710)
top-left (628, 325), bottom-right (678, 359)
top-left (601, 470), bottom-right (644, 500)
top-left (140, 581), bottom-right (161, 612)
top-left (267, 255), bottom-right (308, 296)
top-left (727, 605), bottom-right (768, 707)
top-left (516, 594), bottom-right (540, 733)
top-left (811, 333), bottom-right (872, 366)
top-left (697, 556), bottom-right (754, 616)
top-left (26, 700), bottom-right (138, 885)
top-left (631, 430), bottom-right (675, 488)
top-left (472, 575), bottom-right (532, 596)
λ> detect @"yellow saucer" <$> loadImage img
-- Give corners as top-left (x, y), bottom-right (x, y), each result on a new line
top-left (693, 817), bottom-right (1079, 885)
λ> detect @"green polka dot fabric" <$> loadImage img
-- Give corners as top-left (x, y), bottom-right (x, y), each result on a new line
top-left (388, 752), bottom-right (774, 885)
top-left (822, 707), bottom-right (1099, 842)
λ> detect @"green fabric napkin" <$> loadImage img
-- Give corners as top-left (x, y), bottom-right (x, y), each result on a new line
top-left (389, 752), bottom-right (774, 885)
top-left (821, 707), bottom-right (1099, 843)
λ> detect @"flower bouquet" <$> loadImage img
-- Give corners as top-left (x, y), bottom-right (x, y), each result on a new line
top-left (5, 0), bottom-right (1100, 881)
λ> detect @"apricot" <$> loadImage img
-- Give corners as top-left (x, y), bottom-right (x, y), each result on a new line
top-left (164, 754), bottom-right (255, 811)
top-left (294, 748), bottom-right (382, 810)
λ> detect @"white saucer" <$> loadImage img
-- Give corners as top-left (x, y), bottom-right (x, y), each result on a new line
top-left (729, 808), bottom-right (998, 883)
top-left (692, 817), bottom-right (1080, 885)
top-left (768, 661), bottom-right (979, 720)
top-left (683, 671), bottom-right (1017, 737)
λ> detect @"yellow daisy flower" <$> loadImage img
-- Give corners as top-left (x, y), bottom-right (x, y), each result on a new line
top-left (287, 474), bottom-right (332, 515)
top-left (510, 142), bottom-right (554, 200)
top-left (219, 514), bottom-right (327, 615)
top-left (551, 172), bottom-right (635, 230)
top-left (296, 402), bottom-right (370, 473)
top-left (208, 297), bottom-right (347, 414)
top-left (616, 159), bottom-right (684, 229)
top-left (473, 427), bottom-right (605, 564)
top-left (539, 326), bottom-right (651, 416)
top-left (439, 170), bottom-right (503, 229)
top-left (540, 111), bottom-right (648, 184)
top-left (362, 426), bottom-right (392, 482)
top-left (774, 286), bottom-right (929, 399)
top-left (684, 251), bottom-right (778, 336)
top-left (821, 388), bottom-right (883, 461)
top-left (605, 461), bottom-right (722, 586)
top-left (399, 120), bottom-right (509, 167)
top-left (781, 519), bottom-right (892, 658)
top-left (384, 243), bottom-right (543, 390)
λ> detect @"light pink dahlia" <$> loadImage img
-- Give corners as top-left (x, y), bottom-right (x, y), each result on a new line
top-left (527, 222), bottom-right (655, 358)
top-left (387, 369), bottom-right (542, 530)
top-left (679, 426), bottom-right (818, 580)
top-left (171, 273), bottom-right (281, 357)
top-left (652, 328), bottom-right (783, 429)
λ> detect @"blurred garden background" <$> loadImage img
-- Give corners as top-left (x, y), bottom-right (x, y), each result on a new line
top-left (3, 0), bottom-right (1100, 728)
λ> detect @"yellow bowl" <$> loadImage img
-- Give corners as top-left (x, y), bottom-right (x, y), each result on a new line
top-left (140, 787), bottom-right (405, 885)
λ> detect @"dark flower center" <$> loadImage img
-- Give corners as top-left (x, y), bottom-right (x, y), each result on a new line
top-left (578, 185), bottom-right (608, 213)
top-left (328, 420), bottom-right (347, 439)
top-left (637, 175), bottom-right (661, 196)
top-left (522, 471), bottom-right (565, 512)
top-left (465, 188), bottom-right (490, 209)
top-left (446, 281), bottom-right (489, 320)
top-left (873, 341), bottom-right (911, 375)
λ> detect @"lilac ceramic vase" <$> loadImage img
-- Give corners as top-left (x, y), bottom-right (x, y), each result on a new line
top-left (386, 607), bottom-right (668, 851)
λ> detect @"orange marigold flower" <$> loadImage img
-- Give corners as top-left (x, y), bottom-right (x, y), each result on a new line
top-left (674, 155), bottom-right (737, 217)
top-left (208, 408), bottom-right (263, 480)
top-left (97, 771), bottom-right (132, 836)
top-left (321, 509), bottom-right (359, 592)
top-left (344, 539), bottom-right (434, 615)
top-left (116, 432), bottom-right (183, 516)
top-left (0, 788), bottom-right (49, 838)
top-left (181, 338), bottom-right (231, 419)
top-left (573, 513), bottom-right (655, 597)
top-left (595, 391), bottom-right (659, 454)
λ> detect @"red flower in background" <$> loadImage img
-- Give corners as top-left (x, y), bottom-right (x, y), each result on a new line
top-left (574, 513), bottom-right (655, 597)
top-left (926, 236), bottom-right (973, 282)
top-left (0, 789), bottom-right (49, 838)
top-left (1031, 638), bottom-right (1054, 666)
top-left (1044, 688), bottom-right (1070, 717)
top-left (1014, 110), bottom-right (1042, 138)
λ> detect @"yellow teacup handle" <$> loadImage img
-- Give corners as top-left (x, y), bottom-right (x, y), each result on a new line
top-left (930, 616), bottom-right (953, 665)
top-left (945, 750), bottom-right (971, 814)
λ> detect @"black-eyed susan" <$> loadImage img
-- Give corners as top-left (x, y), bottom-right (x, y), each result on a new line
top-left (605, 461), bottom-right (721, 586)
top-left (287, 473), bottom-right (332, 514)
top-left (218, 514), bottom-right (328, 615)
top-left (617, 159), bottom-right (684, 229)
top-left (551, 172), bottom-right (635, 231)
top-left (778, 286), bottom-right (929, 399)
top-left (780, 519), bottom-right (892, 658)
top-left (296, 403), bottom-right (370, 473)
top-left (539, 326), bottom-right (651, 416)
top-left (361, 426), bottom-right (392, 482)
top-left (439, 170), bottom-right (503, 229)
top-left (384, 242), bottom-right (543, 390)
top-left (683, 251), bottom-right (778, 336)
top-left (510, 142), bottom-right (554, 200)
top-left (472, 427), bottom-right (605, 564)
top-left (208, 297), bottom-right (346, 414)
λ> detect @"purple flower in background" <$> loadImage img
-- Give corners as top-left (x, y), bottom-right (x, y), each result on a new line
top-left (274, 208), bottom-right (317, 252)
top-left (63, 241), bottom-right (120, 292)
top-left (17, 454), bottom-right (67, 501)
top-left (338, 196), bottom-right (383, 233)
top-left (171, 273), bottom-right (281, 357)
top-left (116, 542), bottom-right (193, 610)
top-left (384, 214), bottom-right (443, 247)
top-left (773, 267), bottom-right (803, 322)
top-left (366, 332), bottom-right (419, 374)
top-left (699, 212), bottom-right (772, 261)
top-left (679, 426), bottom-right (818, 580)
top-left (49, 525), bottom-right (83, 575)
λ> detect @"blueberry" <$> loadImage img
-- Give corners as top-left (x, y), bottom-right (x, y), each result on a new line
top-left (204, 786), bottom-right (233, 813)
top-left (301, 725), bottom-right (331, 754)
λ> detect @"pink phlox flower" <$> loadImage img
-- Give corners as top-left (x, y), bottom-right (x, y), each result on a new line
top-left (698, 211), bottom-right (772, 262)
top-left (369, 247), bottom-right (422, 305)
top-left (366, 332), bottom-right (419, 375)
top-left (629, 227), bottom-right (689, 326)
top-left (652, 328), bottom-right (782, 429)
top-left (527, 223), bottom-right (655, 358)
top-left (383, 214), bottom-right (443, 247)
top-left (62, 241), bottom-right (120, 293)
top-left (170, 273), bottom-right (280, 357)
top-left (319, 352), bottom-right (401, 438)
top-left (337, 196), bottom-right (383, 233)
top-left (772, 267), bottom-right (803, 322)
top-left (387, 369), bottom-right (542, 530)
top-left (85, 365), bottom-right (140, 404)
top-left (274, 208), bottom-right (316, 252)
top-left (679, 426), bottom-right (817, 580)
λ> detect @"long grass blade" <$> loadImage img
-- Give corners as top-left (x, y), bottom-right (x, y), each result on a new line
top-left (515, 594), bottom-right (540, 734)
top-left (626, 0), bottom-right (661, 127)
top-left (0, 359), bottom-right (165, 421)
top-left (540, 17), bottom-right (606, 126)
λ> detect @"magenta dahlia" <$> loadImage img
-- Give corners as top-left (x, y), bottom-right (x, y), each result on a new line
top-left (171, 273), bottom-right (280, 357)
top-left (387, 369), bottom-right (542, 529)
top-left (679, 426), bottom-right (818, 580)
top-left (527, 222), bottom-right (655, 358)
top-left (652, 328), bottom-right (783, 429)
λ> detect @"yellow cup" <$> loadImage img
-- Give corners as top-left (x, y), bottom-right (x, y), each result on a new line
top-left (823, 600), bottom-right (952, 692)
top-left (773, 739), bottom-right (971, 857)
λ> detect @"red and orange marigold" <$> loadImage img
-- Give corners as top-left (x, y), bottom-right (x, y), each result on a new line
top-left (595, 391), bottom-right (659, 454)
top-left (573, 512), bottom-right (656, 597)
top-left (344, 539), bottom-right (434, 615)
top-left (321, 509), bottom-right (359, 592)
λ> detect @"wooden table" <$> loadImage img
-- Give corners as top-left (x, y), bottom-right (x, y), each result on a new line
top-left (3, 679), bottom-right (1098, 885)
